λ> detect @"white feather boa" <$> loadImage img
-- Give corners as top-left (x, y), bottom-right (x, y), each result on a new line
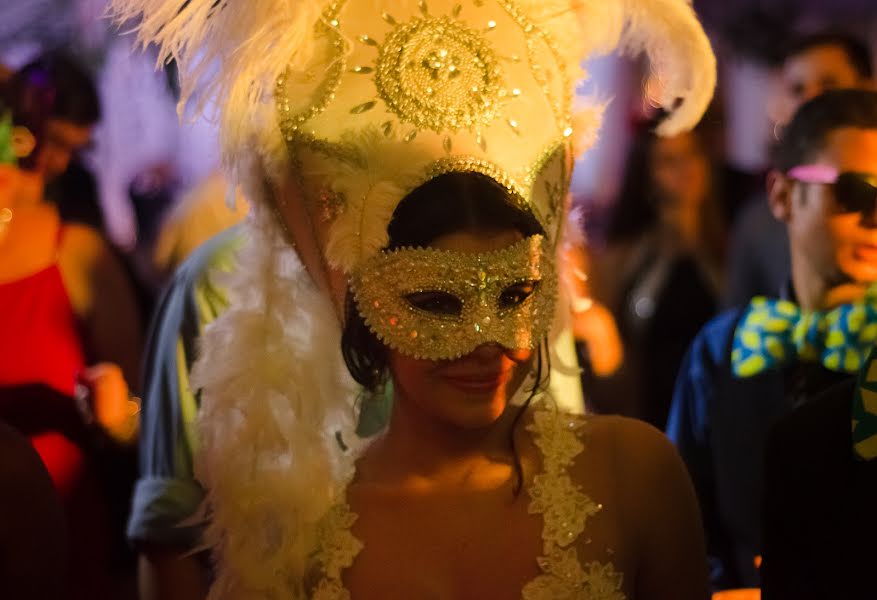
top-left (191, 202), bottom-right (365, 598)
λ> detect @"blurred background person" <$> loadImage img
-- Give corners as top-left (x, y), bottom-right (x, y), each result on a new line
top-left (725, 31), bottom-right (874, 308)
top-left (0, 65), bottom-right (142, 597)
top-left (5, 52), bottom-right (103, 232)
top-left (669, 89), bottom-right (877, 592)
top-left (129, 226), bottom-right (241, 600)
top-left (2, 50), bottom-right (163, 330)
top-left (588, 114), bottom-right (727, 429)
top-left (563, 231), bottom-right (626, 384)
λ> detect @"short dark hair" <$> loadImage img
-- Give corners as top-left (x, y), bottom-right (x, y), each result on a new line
top-left (774, 89), bottom-right (877, 172)
top-left (3, 52), bottom-right (101, 131)
top-left (783, 32), bottom-right (874, 80)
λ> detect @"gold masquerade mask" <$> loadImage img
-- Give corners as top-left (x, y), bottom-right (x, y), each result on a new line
top-left (351, 235), bottom-right (556, 360)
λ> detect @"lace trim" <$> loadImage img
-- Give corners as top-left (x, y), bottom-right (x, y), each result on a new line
top-left (521, 409), bottom-right (624, 600)
top-left (311, 406), bottom-right (625, 599)
top-left (312, 502), bottom-right (362, 600)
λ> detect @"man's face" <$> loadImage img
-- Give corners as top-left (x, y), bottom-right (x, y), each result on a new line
top-left (784, 128), bottom-right (877, 289)
top-left (776, 45), bottom-right (867, 125)
top-left (31, 118), bottom-right (93, 181)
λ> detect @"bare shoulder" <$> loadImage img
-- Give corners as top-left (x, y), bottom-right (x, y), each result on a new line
top-left (546, 412), bottom-right (708, 597)
top-left (584, 414), bottom-right (679, 463)
top-left (580, 414), bottom-right (692, 504)
top-left (59, 223), bottom-right (111, 260)
top-left (57, 223), bottom-right (127, 316)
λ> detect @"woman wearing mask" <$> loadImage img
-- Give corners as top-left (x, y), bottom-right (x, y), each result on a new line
top-left (112, 0), bottom-right (717, 596)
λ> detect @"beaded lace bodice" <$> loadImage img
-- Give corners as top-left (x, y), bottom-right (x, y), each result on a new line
top-left (310, 407), bottom-right (625, 599)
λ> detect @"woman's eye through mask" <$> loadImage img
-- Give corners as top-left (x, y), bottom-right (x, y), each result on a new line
top-left (351, 236), bottom-right (557, 360)
top-left (404, 280), bottom-right (539, 316)
top-left (788, 165), bottom-right (877, 215)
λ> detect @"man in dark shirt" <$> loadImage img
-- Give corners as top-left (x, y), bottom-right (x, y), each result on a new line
top-left (668, 89), bottom-right (877, 590)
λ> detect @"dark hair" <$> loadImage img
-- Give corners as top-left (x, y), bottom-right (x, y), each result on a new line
top-left (604, 119), bottom-right (663, 243)
top-left (773, 89), bottom-right (877, 173)
top-left (3, 52), bottom-right (100, 133)
top-left (341, 172), bottom-right (547, 491)
top-left (783, 32), bottom-right (874, 80)
top-left (2, 53), bottom-right (100, 171)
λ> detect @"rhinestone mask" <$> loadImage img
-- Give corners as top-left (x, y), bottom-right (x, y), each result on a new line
top-left (351, 235), bottom-right (556, 360)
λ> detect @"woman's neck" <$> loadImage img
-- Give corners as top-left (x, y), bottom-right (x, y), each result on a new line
top-left (364, 394), bottom-right (522, 489)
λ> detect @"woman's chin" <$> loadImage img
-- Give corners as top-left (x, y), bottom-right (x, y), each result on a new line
top-left (436, 388), bottom-right (512, 430)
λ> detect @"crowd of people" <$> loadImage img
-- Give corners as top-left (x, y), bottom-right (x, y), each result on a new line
top-left (1, 1), bottom-right (877, 599)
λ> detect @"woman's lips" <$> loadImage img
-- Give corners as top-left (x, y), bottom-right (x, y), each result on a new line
top-left (441, 372), bottom-right (507, 393)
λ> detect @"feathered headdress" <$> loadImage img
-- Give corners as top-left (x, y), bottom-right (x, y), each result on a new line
top-left (110, 0), bottom-right (715, 596)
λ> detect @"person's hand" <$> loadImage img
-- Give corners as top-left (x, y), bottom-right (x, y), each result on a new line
top-left (572, 300), bottom-right (624, 377)
top-left (76, 363), bottom-right (140, 445)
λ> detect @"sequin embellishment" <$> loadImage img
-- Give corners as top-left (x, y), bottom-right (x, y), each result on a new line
top-left (375, 15), bottom-right (505, 133)
top-left (351, 235), bottom-right (557, 361)
top-left (311, 503), bottom-right (362, 600)
top-left (522, 411), bottom-right (625, 600)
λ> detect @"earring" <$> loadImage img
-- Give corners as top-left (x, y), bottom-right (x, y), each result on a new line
top-left (355, 370), bottom-right (392, 438)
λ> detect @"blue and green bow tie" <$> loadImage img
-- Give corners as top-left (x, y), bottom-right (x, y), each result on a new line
top-left (732, 290), bottom-right (877, 378)
top-left (853, 347), bottom-right (877, 460)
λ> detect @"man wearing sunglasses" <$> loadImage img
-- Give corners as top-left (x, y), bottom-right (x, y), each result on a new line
top-left (667, 88), bottom-right (877, 592)
top-left (726, 31), bottom-right (874, 310)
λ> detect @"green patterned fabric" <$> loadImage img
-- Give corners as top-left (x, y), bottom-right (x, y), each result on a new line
top-left (0, 111), bottom-right (17, 165)
top-left (732, 287), bottom-right (877, 378)
top-left (853, 345), bottom-right (877, 460)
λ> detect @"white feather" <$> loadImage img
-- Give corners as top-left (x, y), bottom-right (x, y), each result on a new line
top-left (107, 0), bottom-right (329, 179)
top-left (570, 102), bottom-right (606, 159)
top-left (310, 126), bottom-right (438, 271)
top-left (191, 199), bottom-right (364, 598)
top-left (517, 0), bottom-right (714, 138)
top-left (616, 0), bottom-right (717, 136)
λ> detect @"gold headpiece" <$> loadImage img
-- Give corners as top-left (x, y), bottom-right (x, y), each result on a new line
top-left (112, 0), bottom-right (716, 278)
top-left (278, 0), bottom-right (580, 272)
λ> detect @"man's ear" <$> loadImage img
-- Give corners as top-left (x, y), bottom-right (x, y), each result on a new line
top-left (766, 169), bottom-right (794, 223)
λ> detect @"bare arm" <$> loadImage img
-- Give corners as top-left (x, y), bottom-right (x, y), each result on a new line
top-left (139, 544), bottom-right (209, 600)
top-left (618, 418), bottom-right (710, 600)
top-left (59, 224), bottom-right (144, 390)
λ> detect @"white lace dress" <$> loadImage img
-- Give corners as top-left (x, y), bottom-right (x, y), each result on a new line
top-left (310, 407), bottom-right (626, 599)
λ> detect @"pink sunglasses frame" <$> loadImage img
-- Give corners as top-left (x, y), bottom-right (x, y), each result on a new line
top-left (786, 164), bottom-right (839, 184)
